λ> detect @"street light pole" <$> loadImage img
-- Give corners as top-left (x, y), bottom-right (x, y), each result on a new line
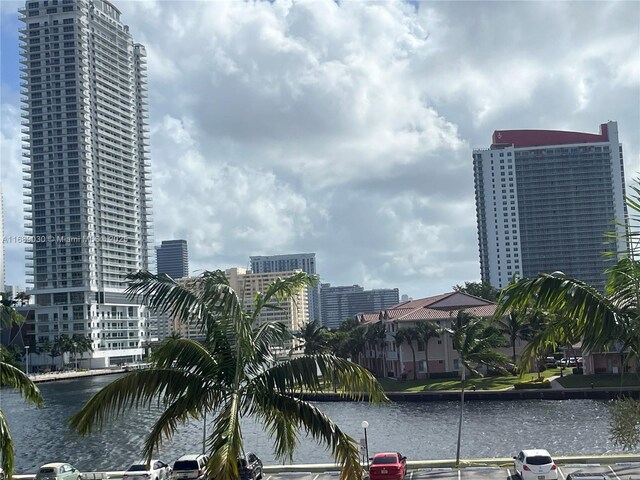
top-left (25, 345), bottom-right (30, 375)
top-left (361, 420), bottom-right (370, 472)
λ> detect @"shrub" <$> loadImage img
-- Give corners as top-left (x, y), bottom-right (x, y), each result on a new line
top-left (429, 371), bottom-right (459, 379)
top-left (514, 379), bottom-right (551, 390)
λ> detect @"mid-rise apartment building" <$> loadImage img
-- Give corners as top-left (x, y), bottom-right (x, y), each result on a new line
top-left (171, 268), bottom-right (308, 343)
top-left (473, 121), bottom-right (628, 290)
top-left (250, 253), bottom-right (320, 322)
top-left (20, 0), bottom-right (153, 367)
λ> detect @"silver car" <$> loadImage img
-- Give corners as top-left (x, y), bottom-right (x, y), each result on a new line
top-left (123, 461), bottom-right (172, 480)
top-left (35, 463), bottom-right (82, 480)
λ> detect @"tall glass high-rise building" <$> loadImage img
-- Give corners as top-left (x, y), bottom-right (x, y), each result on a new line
top-left (156, 239), bottom-right (189, 279)
top-left (473, 121), bottom-right (628, 291)
top-left (20, 0), bottom-right (153, 368)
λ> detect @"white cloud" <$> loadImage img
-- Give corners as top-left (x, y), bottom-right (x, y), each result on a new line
top-left (1, 0), bottom-right (638, 299)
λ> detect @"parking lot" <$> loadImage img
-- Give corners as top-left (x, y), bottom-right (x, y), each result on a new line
top-left (261, 463), bottom-right (640, 480)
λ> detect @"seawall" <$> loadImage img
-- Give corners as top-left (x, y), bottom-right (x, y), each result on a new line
top-left (300, 388), bottom-right (640, 402)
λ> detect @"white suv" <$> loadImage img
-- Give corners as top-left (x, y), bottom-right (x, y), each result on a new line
top-left (172, 455), bottom-right (208, 480)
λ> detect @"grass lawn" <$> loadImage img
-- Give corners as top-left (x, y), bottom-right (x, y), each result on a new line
top-left (557, 372), bottom-right (640, 388)
top-left (377, 368), bottom-right (565, 392)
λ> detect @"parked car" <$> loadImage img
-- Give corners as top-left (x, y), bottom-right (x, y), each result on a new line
top-left (172, 455), bottom-right (208, 480)
top-left (513, 449), bottom-right (558, 480)
top-left (35, 463), bottom-right (83, 480)
top-left (124, 460), bottom-right (172, 480)
top-left (566, 474), bottom-right (610, 480)
top-left (237, 452), bottom-right (263, 480)
top-left (369, 452), bottom-right (407, 480)
top-left (0, 466), bottom-right (4, 480)
top-left (544, 357), bottom-right (557, 367)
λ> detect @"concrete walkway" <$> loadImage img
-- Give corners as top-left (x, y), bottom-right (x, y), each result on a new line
top-left (29, 368), bottom-right (123, 383)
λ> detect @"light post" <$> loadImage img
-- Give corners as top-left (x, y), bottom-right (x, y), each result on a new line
top-left (25, 345), bottom-right (30, 375)
top-left (361, 420), bottom-right (370, 472)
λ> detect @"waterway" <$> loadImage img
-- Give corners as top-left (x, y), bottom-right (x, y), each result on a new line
top-left (2, 375), bottom-right (636, 473)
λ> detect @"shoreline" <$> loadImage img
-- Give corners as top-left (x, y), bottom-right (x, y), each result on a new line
top-left (27, 368), bottom-right (640, 400)
top-left (29, 368), bottom-right (124, 383)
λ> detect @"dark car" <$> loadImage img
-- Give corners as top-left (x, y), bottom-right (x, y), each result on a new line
top-left (237, 453), bottom-right (263, 480)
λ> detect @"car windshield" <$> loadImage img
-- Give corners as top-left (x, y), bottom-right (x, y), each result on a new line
top-left (127, 465), bottom-right (148, 472)
top-left (173, 461), bottom-right (198, 471)
top-left (372, 456), bottom-right (396, 465)
top-left (527, 456), bottom-right (552, 465)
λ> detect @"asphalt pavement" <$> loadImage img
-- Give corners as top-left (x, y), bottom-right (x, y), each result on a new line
top-left (260, 463), bottom-right (640, 480)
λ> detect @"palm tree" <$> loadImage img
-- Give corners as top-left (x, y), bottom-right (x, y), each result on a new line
top-left (0, 302), bottom-right (44, 479)
top-left (395, 327), bottom-right (417, 380)
top-left (365, 322), bottom-right (387, 377)
top-left (443, 311), bottom-right (511, 467)
top-left (71, 334), bottom-right (93, 369)
top-left (299, 319), bottom-right (330, 355)
top-left (69, 270), bottom-right (387, 480)
top-left (415, 321), bottom-right (440, 379)
top-left (15, 292), bottom-right (30, 307)
top-left (39, 339), bottom-right (55, 370)
top-left (495, 177), bottom-right (640, 448)
top-left (495, 311), bottom-right (532, 365)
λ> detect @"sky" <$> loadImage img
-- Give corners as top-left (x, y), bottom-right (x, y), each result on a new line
top-left (1, 0), bottom-right (639, 300)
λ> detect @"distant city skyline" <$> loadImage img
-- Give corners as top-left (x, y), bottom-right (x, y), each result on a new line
top-left (2, 0), bottom-right (638, 299)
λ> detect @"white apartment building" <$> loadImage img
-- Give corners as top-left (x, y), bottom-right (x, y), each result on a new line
top-left (20, 0), bottom-right (153, 367)
top-left (473, 121), bottom-right (628, 290)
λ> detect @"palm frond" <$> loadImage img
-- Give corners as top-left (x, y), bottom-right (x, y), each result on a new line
top-left (252, 354), bottom-right (388, 402)
top-left (0, 409), bottom-right (15, 479)
top-left (69, 369), bottom-right (209, 435)
top-left (207, 393), bottom-right (243, 480)
top-left (141, 392), bottom-right (210, 462)
top-left (497, 273), bottom-right (622, 352)
top-left (249, 392), bottom-right (363, 480)
top-left (0, 305), bottom-right (23, 330)
top-left (250, 272), bottom-right (316, 323)
top-left (0, 361), bottom-right (44, 406)
top-left (125, 271), bottom-right (210, 330)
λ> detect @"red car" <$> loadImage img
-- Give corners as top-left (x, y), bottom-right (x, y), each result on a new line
top-left (369, 452), bottom-right (407, 480)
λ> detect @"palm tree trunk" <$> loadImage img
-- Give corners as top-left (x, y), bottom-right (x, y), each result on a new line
top-left (411, 346), bottom-right (417, 380)
top-left (425, 343), bottom-right (430, 379)
top-left (455, 365), bottom-right (466, 467)
top-left (511, 335), bottom-right (517, 364)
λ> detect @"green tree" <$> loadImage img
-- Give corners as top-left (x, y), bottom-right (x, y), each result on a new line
top-left (0, 302), bottom-right (44, 479)
top-left (299, 319), bottom-right (330, 355)
top-left (453, 282), bottom-right (500, 302)
top-left (69, 270), bottom-right (387, 480)
top-left (39, 339), bottom-right (55, 369)
top-left (443, 311), bottom-right (511, 466)
top-left (495, 177), bottom-right (640, 448)
top-left (495, 311), bottom-right (532, 365)
top-left (394, 327), bottom-right (418, 380)
top-left (415, 321), bottom-right (440, 379)
top-left (71, 334), bottom-right (93, 368)
top-left (15, 292), bottom-right (30, 307)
